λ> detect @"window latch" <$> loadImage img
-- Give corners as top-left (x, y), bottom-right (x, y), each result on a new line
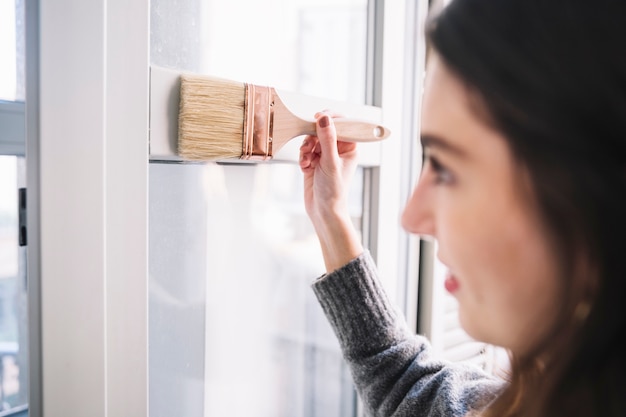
top-left (19, 187), bottom-right (26, 246)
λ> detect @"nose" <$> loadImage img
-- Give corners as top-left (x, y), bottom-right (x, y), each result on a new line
top-left (401, 176), bottom-right (435, 238)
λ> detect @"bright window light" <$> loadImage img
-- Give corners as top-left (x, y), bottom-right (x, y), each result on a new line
top-left (0, 0), bottom-right (17, 101)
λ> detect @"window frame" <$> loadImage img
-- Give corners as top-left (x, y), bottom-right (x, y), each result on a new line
top-left (34, 0), bottom-right (150, 415)
top-left (30, 1), bottom-right (430, 416)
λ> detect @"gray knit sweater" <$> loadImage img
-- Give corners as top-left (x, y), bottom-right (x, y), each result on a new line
top-left (312, 251), bottom-right (504, 417)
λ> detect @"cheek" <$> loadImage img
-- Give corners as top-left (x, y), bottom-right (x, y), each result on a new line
top-left (439, 186), bottom-right (541, 282)
top-left (440, 203), bottom-right (561, 350)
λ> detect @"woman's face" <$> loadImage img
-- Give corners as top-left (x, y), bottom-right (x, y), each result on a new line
top-left (402, 57), bottom-right (561, 355)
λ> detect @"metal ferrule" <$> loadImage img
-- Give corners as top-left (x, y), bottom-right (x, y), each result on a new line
top-left (242, 83), bottom-right (274, 160)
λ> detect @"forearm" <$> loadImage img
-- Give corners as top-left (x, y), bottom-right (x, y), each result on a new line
top-left (299, 112), bottom-right (362, 272)
top-left (311, 211), bottom-right (364, 273)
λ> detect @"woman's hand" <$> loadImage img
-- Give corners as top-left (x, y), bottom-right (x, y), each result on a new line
top-left (299, 111), bottom-right (364, 273)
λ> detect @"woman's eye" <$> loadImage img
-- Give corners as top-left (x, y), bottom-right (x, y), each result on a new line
top-left (428, 156), bottom-right (455, 185)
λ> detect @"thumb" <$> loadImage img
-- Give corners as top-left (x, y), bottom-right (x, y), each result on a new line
top-left (316, 114), bottom-right (339, 158)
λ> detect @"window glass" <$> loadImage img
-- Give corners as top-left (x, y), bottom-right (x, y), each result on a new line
top-left (0, 0), bottom-right (25, 102)
top-left (0, 156), bottom-right (27, 412)
top-left (0, 0), bottom-right (28, 412)
top-left (151, 0), bottom-right (367, 104)
top-left (149, 1), bottom-right (369, 415)
top-left (149, 163), bottom-right (363, 417)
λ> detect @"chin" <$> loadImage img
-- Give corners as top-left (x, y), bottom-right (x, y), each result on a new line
top-left (457, 309), bottom-right (496, 346)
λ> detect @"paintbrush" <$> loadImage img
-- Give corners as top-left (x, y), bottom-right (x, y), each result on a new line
top-left (178, 74), bottom-right (391, 161)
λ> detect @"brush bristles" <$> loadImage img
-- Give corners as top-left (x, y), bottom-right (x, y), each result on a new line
top-left (178, 74), bottom-right (245, 160)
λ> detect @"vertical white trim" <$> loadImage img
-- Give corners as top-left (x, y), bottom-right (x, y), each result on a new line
top-left (40, 0), bottom-right (107, 414)
top-left (104, 0), bottom-right (149, 414)
top-left (25, 0), bottom-right (42, 415)
top-left (39, 0), bottom-right (149, 415)
top-left (374, 0), bottom-right (408, 303)
top-left (399, 0), bottom-right (429, 331)
top-left (374, 0), bottom-right (428, 319)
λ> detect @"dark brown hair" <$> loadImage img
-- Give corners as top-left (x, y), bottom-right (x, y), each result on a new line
top-left (427, 1), bottom-right (626, 416)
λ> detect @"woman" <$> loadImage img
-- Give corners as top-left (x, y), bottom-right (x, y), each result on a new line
top-left (298, 0), bottom-right (626, 416)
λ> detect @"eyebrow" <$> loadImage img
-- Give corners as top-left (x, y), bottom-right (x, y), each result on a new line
top-left (420, 134), bottom-right (467, 158)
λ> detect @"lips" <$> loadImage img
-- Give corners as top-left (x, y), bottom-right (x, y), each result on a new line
top-left (437, 253), bottom-right (460, 293)
top-left (444, 271), bottom-right (460, 293)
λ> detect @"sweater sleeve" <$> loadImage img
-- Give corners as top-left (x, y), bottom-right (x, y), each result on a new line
top-left (311, 251), bottom-right (504, 417)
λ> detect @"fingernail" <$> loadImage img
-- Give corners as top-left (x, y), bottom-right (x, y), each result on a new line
top-left (319, 115), bottom-right (329, 128)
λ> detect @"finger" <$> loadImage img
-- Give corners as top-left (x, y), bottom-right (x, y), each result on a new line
top-left (299, 151), bottom-right (311, 170)
top-left (308, 152), bottom-right (321, 170)
top-left (315, 110), bottom-right (352, 155)
top-left (299, 135), bottom-right (320, 170)
top-left (315, 114), bottom-right (339, 158)
top-left (300, 151), bottom-right (320, 171)
top-left (336, 140), bottom-right (357, 155)
top-left (312, 139), bottom-right (321, 155)
top-left (300, 135), bottom-right (315, 155)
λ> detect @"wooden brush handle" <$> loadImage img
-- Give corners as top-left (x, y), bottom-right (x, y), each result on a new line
top-left (332, 119), bottom-right (391, 142)
top-left (271, 91), bottom-right (391, 151)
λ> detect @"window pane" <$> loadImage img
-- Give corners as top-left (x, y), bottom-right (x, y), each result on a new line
top-left (151, 0), bottom-right (367, 104)
top-left (149, 162), bottom-right (363, 417)
top-left (150, 0), bottom-right (369, 415)
top-left (0, 0), bottom-right (25, 102)
top-left (0, 156), bottom-right (27, 412)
